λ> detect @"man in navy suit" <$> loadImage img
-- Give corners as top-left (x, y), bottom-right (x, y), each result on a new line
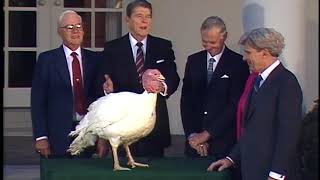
top-left (31, 10), bottom-right (107, 158)
top-left (96, 0), bottom-right (180, 157)
top-left (180, 16), bottom-right (249, 159)
top-left (207, 28), bottom-right (303, 180)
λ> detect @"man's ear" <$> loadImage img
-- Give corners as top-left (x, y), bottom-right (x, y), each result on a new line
top-left (125, 16), bottom-right (129, 24)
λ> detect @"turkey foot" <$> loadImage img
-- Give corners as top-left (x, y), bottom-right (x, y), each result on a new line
top-left (124, 144), bottom-right (149, 168)
top-left (127, 160), bottom-right (149, 168)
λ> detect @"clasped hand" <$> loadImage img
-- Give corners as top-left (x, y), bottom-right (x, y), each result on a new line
top-left (188, 131), bottom-right (211, 156)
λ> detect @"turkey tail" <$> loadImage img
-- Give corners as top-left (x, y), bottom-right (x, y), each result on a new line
top-left (68, 113), bottom-right (90, 137)
top-left (67, 114), bottom-right (97, 155)
top-left (67, 130), bottom-right (97, 155)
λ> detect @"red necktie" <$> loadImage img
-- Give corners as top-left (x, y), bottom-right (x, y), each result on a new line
top-left (136, 42), bottom-right (144, 80)
top-left (71, 52), bottom-right (86, 115)
top-left (236, 72), bottom-right (258, 140)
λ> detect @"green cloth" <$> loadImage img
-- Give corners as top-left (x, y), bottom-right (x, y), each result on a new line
top-left (41, 157), bottom-right (231, 180)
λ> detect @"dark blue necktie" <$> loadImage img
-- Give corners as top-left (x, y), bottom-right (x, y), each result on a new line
top-left (253, 75), bottom-right (263, 92)
top-left (207, 58), bottom-right (215, 84)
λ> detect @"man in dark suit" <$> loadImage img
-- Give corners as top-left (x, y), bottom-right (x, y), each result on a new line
top-left (96, 0), bottom-right (180, 157)
top-left (207, 28), bottom-right (303, 180)
top-left (180, 16), bottom-right (249, 160)
top-left (31, 10), bottom-right (107, 158)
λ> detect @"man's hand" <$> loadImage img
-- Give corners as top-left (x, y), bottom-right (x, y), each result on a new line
top-left (196, 142), bottom-right (209, 157)
top-left (189, 130), bottom-right (211, 145)
top-left (103, 74), bottom-right (114, 94)
top-left (207, 158), bottom-right (233, 171)
top-left (96, 138), bottom-right (109, 158)
top-left (142, 69), bottom-right (165, 93)
top-left (34, 139), bottom-right (51, 158)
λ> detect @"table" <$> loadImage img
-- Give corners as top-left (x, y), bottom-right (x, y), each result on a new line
top-left (40, 157), bottom-right (231, 180)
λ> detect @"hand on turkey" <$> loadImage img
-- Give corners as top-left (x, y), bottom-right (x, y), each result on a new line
top-left (103, 74), bottom-right (114, 94)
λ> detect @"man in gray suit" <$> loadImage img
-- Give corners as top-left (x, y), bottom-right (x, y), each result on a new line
top-left (207, 28), bottom-right (303, 180)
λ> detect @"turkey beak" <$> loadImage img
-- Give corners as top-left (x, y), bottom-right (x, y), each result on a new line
top-left (158, 74), bottom-right (165, 82)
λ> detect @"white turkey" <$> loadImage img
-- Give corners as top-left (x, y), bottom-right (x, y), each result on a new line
top-left (67, 70), bottom-right (164, 171)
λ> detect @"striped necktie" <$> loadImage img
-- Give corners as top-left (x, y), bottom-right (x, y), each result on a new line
top-left (136, 42), bottom-right (144, 80)
top-left (207, 58), bottom-right (215, 84)
top-left (253, 75), bottom-right (263, 92)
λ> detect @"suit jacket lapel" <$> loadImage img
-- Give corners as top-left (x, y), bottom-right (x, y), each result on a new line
top-left (145, 34), bottom-right (153, 68)
top-left (81, 48), bottom-right (90, 97)
top-left (55, 46), bottom-right (71, 87)
top-left (198, 51), bottom-right (208, 85)
top-left (123, 34), bottom-right (138, 73)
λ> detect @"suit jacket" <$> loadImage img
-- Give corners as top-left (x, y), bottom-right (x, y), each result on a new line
top-left (229, 63), bottom-right (303, 180)
top-left (96, 34), bottom-right (180, 148)
top-left (180, 47), bottom-right (249, 158)
top-left (31, 46), bottom-right (100, 156)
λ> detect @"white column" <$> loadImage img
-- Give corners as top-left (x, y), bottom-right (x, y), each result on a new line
top-left (242, 0), bottom-right (313, 111)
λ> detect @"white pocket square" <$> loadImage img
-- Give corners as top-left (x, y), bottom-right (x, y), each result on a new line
top-left (156, 59), bottom-right (165, 63)
top-left (221, 74), bottom-right (229, 78)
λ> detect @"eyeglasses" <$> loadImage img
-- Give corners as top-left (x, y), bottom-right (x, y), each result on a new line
top-left (60, 24), bottom-right (83, 31)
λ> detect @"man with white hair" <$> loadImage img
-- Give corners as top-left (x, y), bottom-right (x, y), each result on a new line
top-left (207, 27), bottom-right (303, 180)
top-left (31, 10), bottom-right (107, 158)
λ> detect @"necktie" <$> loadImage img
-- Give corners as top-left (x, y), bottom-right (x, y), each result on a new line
top-left (71, 52), bottom-right (86, 115)
top-left (207, 58), bottom-right (215, 84)
top-left (136, 42), bottom-right (144, 80)
top-left (253, 75), bottom-right (263, 92)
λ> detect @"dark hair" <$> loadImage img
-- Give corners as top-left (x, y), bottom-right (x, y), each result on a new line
top-left (126, 0), bottom-right (152, 17)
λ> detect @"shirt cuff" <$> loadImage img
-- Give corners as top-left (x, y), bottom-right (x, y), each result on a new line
top-left (269, 171), bottom-right (285, 180)
top-left (36, 136), bottom-right (48, 141)
top-left (226, 156), bottom-right (235, 164)
top-left (159, 81), bottom-right (168, 96)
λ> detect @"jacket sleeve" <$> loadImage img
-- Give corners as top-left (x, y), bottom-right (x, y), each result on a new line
top-left (270, 74), bottom-right (303, 175)
top-left (158, 41), bottom-right (180, 97)
top-left (31, 53), bottom-right (49, 140)
top-left (180, 57), bottom-right (196, 137)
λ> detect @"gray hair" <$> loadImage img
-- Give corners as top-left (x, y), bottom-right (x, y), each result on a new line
top-left (57, 10), bottom-right (82, 27)
top-left (239, 27), bottom-right (285, 57)
top-left (200, 16), bottom-right (226, 33)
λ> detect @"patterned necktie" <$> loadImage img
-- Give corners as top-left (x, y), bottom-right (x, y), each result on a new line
top-left (136, 42), bottom-right (144, 80)
top-left (207, 58), bottom-right (215, 84)
top-left (71, 52), bottom-right (86, 115)
top-left (253, 75), bottom-right (263, 92)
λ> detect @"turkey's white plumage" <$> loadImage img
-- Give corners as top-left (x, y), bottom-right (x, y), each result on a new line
top-left (67, 90), bottom-right (157, 170)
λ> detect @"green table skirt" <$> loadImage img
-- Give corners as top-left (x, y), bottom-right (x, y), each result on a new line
top-left (40, 157), bottom-right (231, 180)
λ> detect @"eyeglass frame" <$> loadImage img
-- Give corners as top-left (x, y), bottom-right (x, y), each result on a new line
top-left (59, 23), bottom-right (83, 31)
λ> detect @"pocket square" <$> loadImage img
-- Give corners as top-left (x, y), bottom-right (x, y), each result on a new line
top-left (156, 59), bottom-right (165, 63)
top-left (221, 74), bottom-right (229, 78)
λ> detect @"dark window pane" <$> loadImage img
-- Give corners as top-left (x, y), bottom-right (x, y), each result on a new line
top-left (9, 51), bottom-right (36, 88)
top-left (9, 11), bottom-right (36, 47)
top-left (64, 0), bottom-right (91, 8)
top-left (96, 0), bottom-right (123, 8)
top-left (9, 0), bottom-right (36, 7)
top-left (78, 12), bottom-right (91, 47)
top-left (95, 12), bottom-right (122, 47)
